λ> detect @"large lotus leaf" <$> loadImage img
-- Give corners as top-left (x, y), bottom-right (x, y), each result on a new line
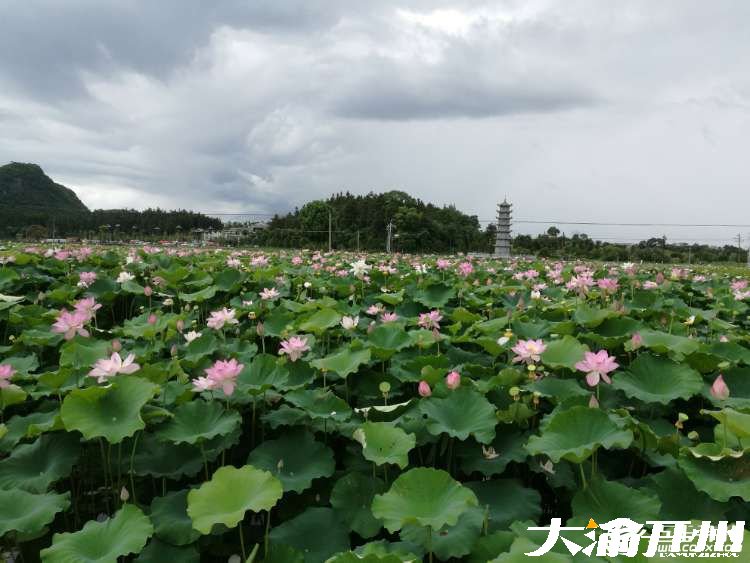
top-left (330, 472), bottom-right (387, 538)
top-left (298, 308), bottom-right (341, 333)
top-left (134, 539), bottom-right (199, 563)
top-left (237, 353), bottom-right (289, 392)
top-left (419, 387), bottom-right (497, 444)
top-left (0, 384), bottom-right (27, 407)
top-left (59, 338), bottom-right (111, 370)
top-left (178, 285), bottom-right (216, 303)
top-left (246, 429), bottom-right (334, 493)
top-left (284, 389), bottom-right (352, 421)
top-left (41, 504), bottom-right (154, 563)
top-left (2, 354), bottom-right (38, 375)
top-left (326, 553), bottom-right (405, 563)
top-left (150, 489), bottom-right (201, 545)
top-left (369, 324), bottom-right (413, 352)
top-left (353, 540), bottom-right (422, 561)
top-left (130, 432), bottom-right (203, 479)
top-left (525, 406), bottom-right (633, 463)
top-left (0, 432), bottom-right (79, 493)
top-left (573, 305), bottom-right (615, 328)
top-left (468, 531), bottom-right (516, 563)
top-left (706, 341), bottom-right (750, 364)
top-left (400, 506), bottom-right (484, 560)
top-left (371, 467), bottom-right (478, 533)
top-left (269, 507), bottom-right (350, 563)
top-left (488, 536), bottom-right (573, 563)
top-left (570, 477), bottom-right (661, 525)
top-left (540, 336), bottom-right (588, 370)
top-left (0, 489), bottom-right (70, 536)
top-left (703, 407), bottom-right (750, 440)
top-left (465, 479), bottom-right (541, 532)
top-left (187, 464), bottom-right (283, 534)
top-left (0, 407), bottom-right (60, 452)
top-left (525, 378), bottom-right (589, 402)
top-left (638, 329), bottom-right (699, 357)
top-left (182, 333), bottom-right (218, 363)
top-left (612, 353), bottom-right (703, 404)
top-left (310, 347), bottom-right (371, 378)
top-left (413, 284), bottom-right (455, 308)
top-left (644, 467), bottom-right (727, 521)
top-left (457, 431), bottom-right (529, 477)
top-left (678, 452), bottom-right (750, 501)
top-left (61, 376), bottom-right (158, 443)
top-left (155, 400), bottom-right (240, 445)
top-left (353, 422), bottom-right (416, 468)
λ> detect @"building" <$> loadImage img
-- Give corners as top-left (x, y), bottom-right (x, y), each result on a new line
top-left (494, 199), bottom-right (512, 258)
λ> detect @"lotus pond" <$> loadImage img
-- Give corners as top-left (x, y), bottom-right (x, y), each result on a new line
top-left (0, 246), bottom-right (749, 562)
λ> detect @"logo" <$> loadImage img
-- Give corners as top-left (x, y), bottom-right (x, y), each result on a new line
top-left (526, 519), bottom-right (746, 558)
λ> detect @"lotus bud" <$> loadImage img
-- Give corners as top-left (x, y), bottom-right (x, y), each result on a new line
top-left (111, 339), bottom-right (122, 352)
top-left (144, 285), bottom-right (153, 297)
top-left (176, 319), bottom-right (185, 333)
top-left (148, 314), bottom-right (157, 325)
top-left (710, 374), bottom-right (730, 400)
top-left (120, 487), bottom-right (130, 502)
top-left (445, 371), bottom-right (460, 390)
top-left (588, 394), bottom-right (599, 408)
top-left (256, 322), bottom-right (265, 337)
top-left (170, 344), bottom-right (177, 357)
top-left (418, 380), bottom-right (432, 397)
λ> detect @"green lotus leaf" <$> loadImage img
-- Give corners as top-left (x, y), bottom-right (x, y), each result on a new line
top-left (419, 387), bottom-right (497, 444)
top-left (488, 536), bottom-right (572, 563)
top-left (310, 347), bottom-right (371, 378)
top-left (371, 467), bottom-right (478, 533)
top-left (134, 539), bottom-right (199, 563)
top-left (573, 305), bottom-right (614, 327)
top-left (41, 504), bottom-right (153, 562)
top-left (298, 308), bottom-right (341, 333)
top-left (369, 324), bottom-right (413, 352)
top-left (678, 452), bottom-right (750, 501)
top-left (468, 531), bottom-right (516, 563)
top-left (525, 378), bottom-right (589, 402)
top-left (645, 467), bottom-right (727, 521)
top-left (284, 389), bottom-right (352, 421)
top-left (570, 477), bottom-right (661, 525)
top-left (400, 506), bottom-right (483, 560)
top-left (155, 400), bottom-right (240, 445)
top-left (129, 432), bottom-right (203, 479)
top-left (353, 540), bottom-right (422, 561)
top-left (702, 407), bottom-right (750, 439)
top-left (61, 376), bottom-right (158, 443)
top-left (638, 329), bottom-right (699, 357)
top-left (2, 354), bottom-right (38, 375)
top-left (1, 383), bottom-right (27, 407)
top-left (413, 284), bottom-right (455, 308)
top-left (183, 333), bottom-right (218, 363)
top-left (178, 285), bottom-right (216, 303)
top-left (246, 429), bottom-right (334, 493)
top-left (263, 544), bottom-right (305, 563)
top-left (612, 353), bottom-right (703, 404)
top-left (237, 353), bottom-right (289, 392)
top-left (0, 489), bottom-right (69, 537)
top-left (150, 489), bottom-right (201, 546)
top-left (540, 336), bottom-right (588, 370)
top-left (465, 479), bottom-right (541, 532)
top-left (326, 553), bottom-right (405, 563)
top-left (59, 338), bottom-right (111, 370)
top-left (0, 406), bottom-right (60, 452)
top-left (353, 422), bottom-right (416, 468)
top-left (187, 464), bottom-right (283, 534)
top-left (525, 406), bottom-right (633, 463)
top-left (0, 433), bottom-right (79, 493)
top-left (457, 431), bottom-right (529, 477)
top-left (685, 442), bottom-right (746, 461)
top-left (214, 268), bottom-right (243, 291)
top-left (269, 507), bottom-right (350, 563)
top-left (330, 472), bottom-right (386, 538)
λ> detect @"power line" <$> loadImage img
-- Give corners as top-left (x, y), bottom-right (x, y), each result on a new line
top-left (477, 219), bottom-right (750, 228)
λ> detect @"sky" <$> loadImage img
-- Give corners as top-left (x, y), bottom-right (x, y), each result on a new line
top-left (2, 0), bottom-right (750, 244)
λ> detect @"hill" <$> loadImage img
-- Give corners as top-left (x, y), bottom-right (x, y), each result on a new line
top-left (0, 162), bottom-right (89, 213)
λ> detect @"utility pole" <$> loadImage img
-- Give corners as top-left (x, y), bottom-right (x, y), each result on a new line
top-left (735, 233), bottom-right (743, 263)
top-left (386, 220), bottom-right (394, 253)
top-left (356, 230), bottom-right (360, 252)
top-left (328, 209), bottom-right (332, 252)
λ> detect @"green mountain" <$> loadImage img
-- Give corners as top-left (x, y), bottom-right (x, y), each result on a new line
top-left (0, 162), bottom-right (89, 213)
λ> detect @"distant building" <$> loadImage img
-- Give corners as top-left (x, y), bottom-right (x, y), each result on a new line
top-left (494, 199), bottom-right (512, 258)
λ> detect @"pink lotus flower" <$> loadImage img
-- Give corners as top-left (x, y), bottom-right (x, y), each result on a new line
top-left (202, 358), bottom-right (244, 396)
top-left (436, 259), bottom-right (450, 270)
top-left (52, 309), bottom-right (90, 340)
top-left (88, 352), bottom-right (140, 383)
top-left (226, 257), bottom-right (241, 268)
top-left (0, 364), bottom-right (16, 388)
top-left (147, 314), bottom-right (158, 325)
top-left (191, 376), bottom-right (215, 392)
top-left (380, 312), bottom-right (399, 323)
top-left (292, 256), bottom-right (303, 265)
top-left (279, 336), bottom-right (310, 362)
top-left (418, 310), bottom-right (443, 330)
top-left (144, 285), bottom-right (153, 297)
top-left (74, 297), bottom-right (101, 319)
top-left (731, 280), bottom-right (748, 291)
top-left (597, 278), bottom-right (619, 294)
top-left (575, 350), bottom-right (619, 387)
top-left (642, 280), bottom-right (659, 290)
top-left (418, 380), bottom-right (432, 397)
top-left (111, 339), bottom-right (122, 352)
top-left (710, 374), bottom-right (730, 400)
top-left (512, 339), bottom-right (546, 364)
top-left (260, 287), bottom-right (280, 300)
top-left (77, 271), bottom-right (97, 288)
top-left (207, 308), bottom-right (238, 330)
top-left (366, 304), bottom-right (383, 315)
top-left (445, 371), bottom-right (460, 390)
top-left (457, 262), bottom-right (474, 277)
top-left (630, 333), bottom-right (643, 349)
top-left (251, 255), bottom-right (269, 267)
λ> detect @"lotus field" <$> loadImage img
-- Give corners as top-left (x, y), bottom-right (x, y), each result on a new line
top-left (1, 246), bottom-right (750, 562)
